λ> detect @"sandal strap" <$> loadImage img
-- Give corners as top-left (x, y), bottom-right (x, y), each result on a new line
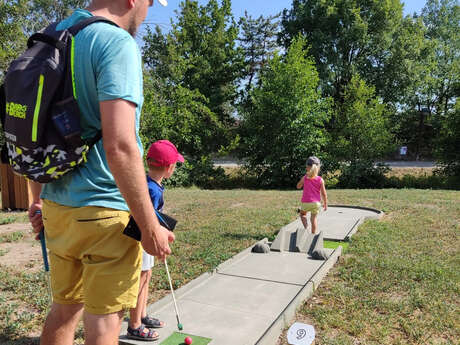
top-left (142, 316), bottom-right (164, 327)
top-left (127, 325), bottom-right (158, 339)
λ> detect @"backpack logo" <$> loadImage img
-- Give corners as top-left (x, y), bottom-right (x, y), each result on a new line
top-left (6, 102), bottom-right (27, 119)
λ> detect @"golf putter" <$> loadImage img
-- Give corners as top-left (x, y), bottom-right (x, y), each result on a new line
top-left (36, 211), bottom-right (52, 305)
top-left (164, 258), bottom-right (183, 330)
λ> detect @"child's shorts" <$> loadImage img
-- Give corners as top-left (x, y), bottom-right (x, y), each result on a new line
top-left (42, 199), bottom-right (142, 315)
top-left (300, 202), bottom-right (321, 215)
top-left (141, 251), bottom-right (155, 271)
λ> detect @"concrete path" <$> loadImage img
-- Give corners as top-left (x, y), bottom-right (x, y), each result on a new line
top-left (119, 206), bottom-right (382, 345)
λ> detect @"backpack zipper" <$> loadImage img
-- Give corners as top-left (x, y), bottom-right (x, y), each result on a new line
top-left (32, 74), bottom-right (44, 142)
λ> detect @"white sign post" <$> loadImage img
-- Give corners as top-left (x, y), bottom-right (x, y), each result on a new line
top-left (287, 322), bottom-right (315, 345)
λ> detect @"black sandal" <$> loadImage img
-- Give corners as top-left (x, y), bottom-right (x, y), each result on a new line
top-left (127, 325), bottom-right (159, 341)
top-left (141, 316), bottom-right (165, 328)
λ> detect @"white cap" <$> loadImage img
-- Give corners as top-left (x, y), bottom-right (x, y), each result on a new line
top-left (158, 0), bottom-right (168, 6)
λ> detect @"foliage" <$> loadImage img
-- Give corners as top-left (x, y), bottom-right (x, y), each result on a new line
top-left (25, 0), bottom-right (89, 33)
top-left (330, 74), bottom-right (394, 164)
top-left (389, 0), bottom-right (459, 159)
top-left (434, 99), bottom-right (460, 177)
top-left (280, 0), bottom-right (403, 105)
top-left (421, 0), bottom-right (459, 117)
top-left (163, 157), bottom-right (227, 189)
top-left (143, 0), bottom-right (243, 127)
top-left (237, 12), bottom-right (280, 94)
top-left (0, 0), bottom-right (28, 79)
top-left (238, 36), bottom-right (330, 187)
top-left (140, 73), bottom-right (221, 158)
top-left (336, 161), bottom-right (390, 189)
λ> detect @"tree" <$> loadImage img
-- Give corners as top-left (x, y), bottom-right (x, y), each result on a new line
top-left (280, 0), bottom-right (403, 107)
top-left (332, 75), bottom-right (394, 163)
top-left (421, 0), bottom-right (459, 119)
top-left (142, 0), bottom-right (243, 155)
top-left (389, 0), bottom-right (459, 159)
top-left (238, 36), bottom-right (330, 187)
top-left (332, 75), bottom-right (395, 188)
top-left (238, 12), bottom-right (280, 94)
top-left (434, 99), bottom-right (460, 176)
top-left (26, 0), bottom-right (89, 33)
top-left (1, 0), bottom-right (90, 79)
top-left (0, 0), bottom-right (28, 79)
top-left (140, 73), bottom-right (221, 159)
top-left (150, 0), bottom-right (243, 125)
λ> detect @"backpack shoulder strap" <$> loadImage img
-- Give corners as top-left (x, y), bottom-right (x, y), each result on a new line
top-left (68, 16), bottom-right (119, 36)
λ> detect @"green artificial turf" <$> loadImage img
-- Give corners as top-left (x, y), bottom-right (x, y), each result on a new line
top-left (324, 239), bottom-right (349, 252)
top-left (159, 331), bottom-right (212, 345)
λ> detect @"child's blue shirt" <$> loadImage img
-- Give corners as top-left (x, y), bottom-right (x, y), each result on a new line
top-left (147, 175), bottom-right (164, 211)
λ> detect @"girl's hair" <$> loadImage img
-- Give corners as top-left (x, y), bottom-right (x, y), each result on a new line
top-left (307, 163), bottom-right (320, 178)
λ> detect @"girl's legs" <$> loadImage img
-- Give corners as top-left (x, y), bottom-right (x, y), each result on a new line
top-left (300, 210), bottom-right (308, 229)
top-left (310, 213), bottom-right (318, 234)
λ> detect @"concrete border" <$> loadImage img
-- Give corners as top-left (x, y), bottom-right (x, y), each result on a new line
top-left (254, 246), bottom-right (342, 345)
top-left (328, 204), bottom-right (384, 219)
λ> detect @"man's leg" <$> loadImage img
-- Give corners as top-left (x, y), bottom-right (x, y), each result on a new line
top-left (83, 310), bottom-right (124, 345)
top-left (40, 302), bottom-right (83, 345)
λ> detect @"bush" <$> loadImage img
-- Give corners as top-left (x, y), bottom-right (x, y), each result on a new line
top-left (163, 156), bottom-right (227, 189)
top-left (336, 161), bottom-right (389, 188)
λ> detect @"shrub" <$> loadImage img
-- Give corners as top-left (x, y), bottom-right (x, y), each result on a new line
top-left (336, 161), bottom-right (389, 188)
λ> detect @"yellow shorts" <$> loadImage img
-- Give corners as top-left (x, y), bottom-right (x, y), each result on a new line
top-left (300, 202), bottom-right (321, 215)
top-left (42, 199), bottom-right (142, 315)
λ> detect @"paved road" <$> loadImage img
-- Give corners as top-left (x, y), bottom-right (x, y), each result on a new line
top-left (214, 160), bottom-right (436, 168)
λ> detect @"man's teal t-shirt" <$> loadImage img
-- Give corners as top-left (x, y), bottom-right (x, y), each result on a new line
top-left (41, 9), bottom-right (144, 211)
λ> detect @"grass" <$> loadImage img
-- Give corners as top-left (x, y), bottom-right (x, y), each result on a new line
top-left (159, 332), bottom-right (212, 345)
top-left (0, 188), bottom-right (458, 345)
top-left (0, 231), bottom-right (25, 243)
top-left (0, 211), bottom-right (28, 225)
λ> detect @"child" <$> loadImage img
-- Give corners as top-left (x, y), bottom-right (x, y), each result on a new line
top-left (296, 156), bottom-right (328, 234)
top-left (127, 140), bottom-right (184, 341)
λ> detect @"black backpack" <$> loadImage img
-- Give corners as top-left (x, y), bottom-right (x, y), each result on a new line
top-left (0, 17), bottom-right (117, 183)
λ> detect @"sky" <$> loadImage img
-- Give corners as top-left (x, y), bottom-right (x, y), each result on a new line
top-left (142, 0), bottom-right (427, 35)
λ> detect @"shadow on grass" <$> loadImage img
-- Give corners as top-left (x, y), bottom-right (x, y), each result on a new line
top-left (0, 336), bottom-right (39, 345)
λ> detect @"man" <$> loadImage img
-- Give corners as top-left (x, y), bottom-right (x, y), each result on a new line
top-left (28, 1), bottom-right (173, 344)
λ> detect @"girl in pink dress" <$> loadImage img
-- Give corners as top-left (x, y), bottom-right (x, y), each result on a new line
top-left (296, 156), bottom-right (328, 233)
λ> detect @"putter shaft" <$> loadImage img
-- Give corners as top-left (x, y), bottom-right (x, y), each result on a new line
top-left (164, 258), bottom-right (182, 328)
top-left (36, 210), bottom-right (52, 304)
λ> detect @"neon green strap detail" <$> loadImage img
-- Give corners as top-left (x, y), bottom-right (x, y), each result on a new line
top-left (32, 74), bottom-right (44, 142)
top-left (71, 37), bottom-right (77, 99)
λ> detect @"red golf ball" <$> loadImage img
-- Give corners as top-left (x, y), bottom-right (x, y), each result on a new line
top-left (184, 336), bottom-right (193, 344)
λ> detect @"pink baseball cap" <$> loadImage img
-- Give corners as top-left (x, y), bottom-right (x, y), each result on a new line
top-left (147, 140), bottom-right (184, 166)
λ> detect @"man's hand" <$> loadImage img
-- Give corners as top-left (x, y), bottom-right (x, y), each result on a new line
top-left (28, 202), bottom-right (43, 239)
top-left (141, 226), bottom-right (175, 261)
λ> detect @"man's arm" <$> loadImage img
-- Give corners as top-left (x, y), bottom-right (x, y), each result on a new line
top-left (100, 99), bottom-right (174, 260)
